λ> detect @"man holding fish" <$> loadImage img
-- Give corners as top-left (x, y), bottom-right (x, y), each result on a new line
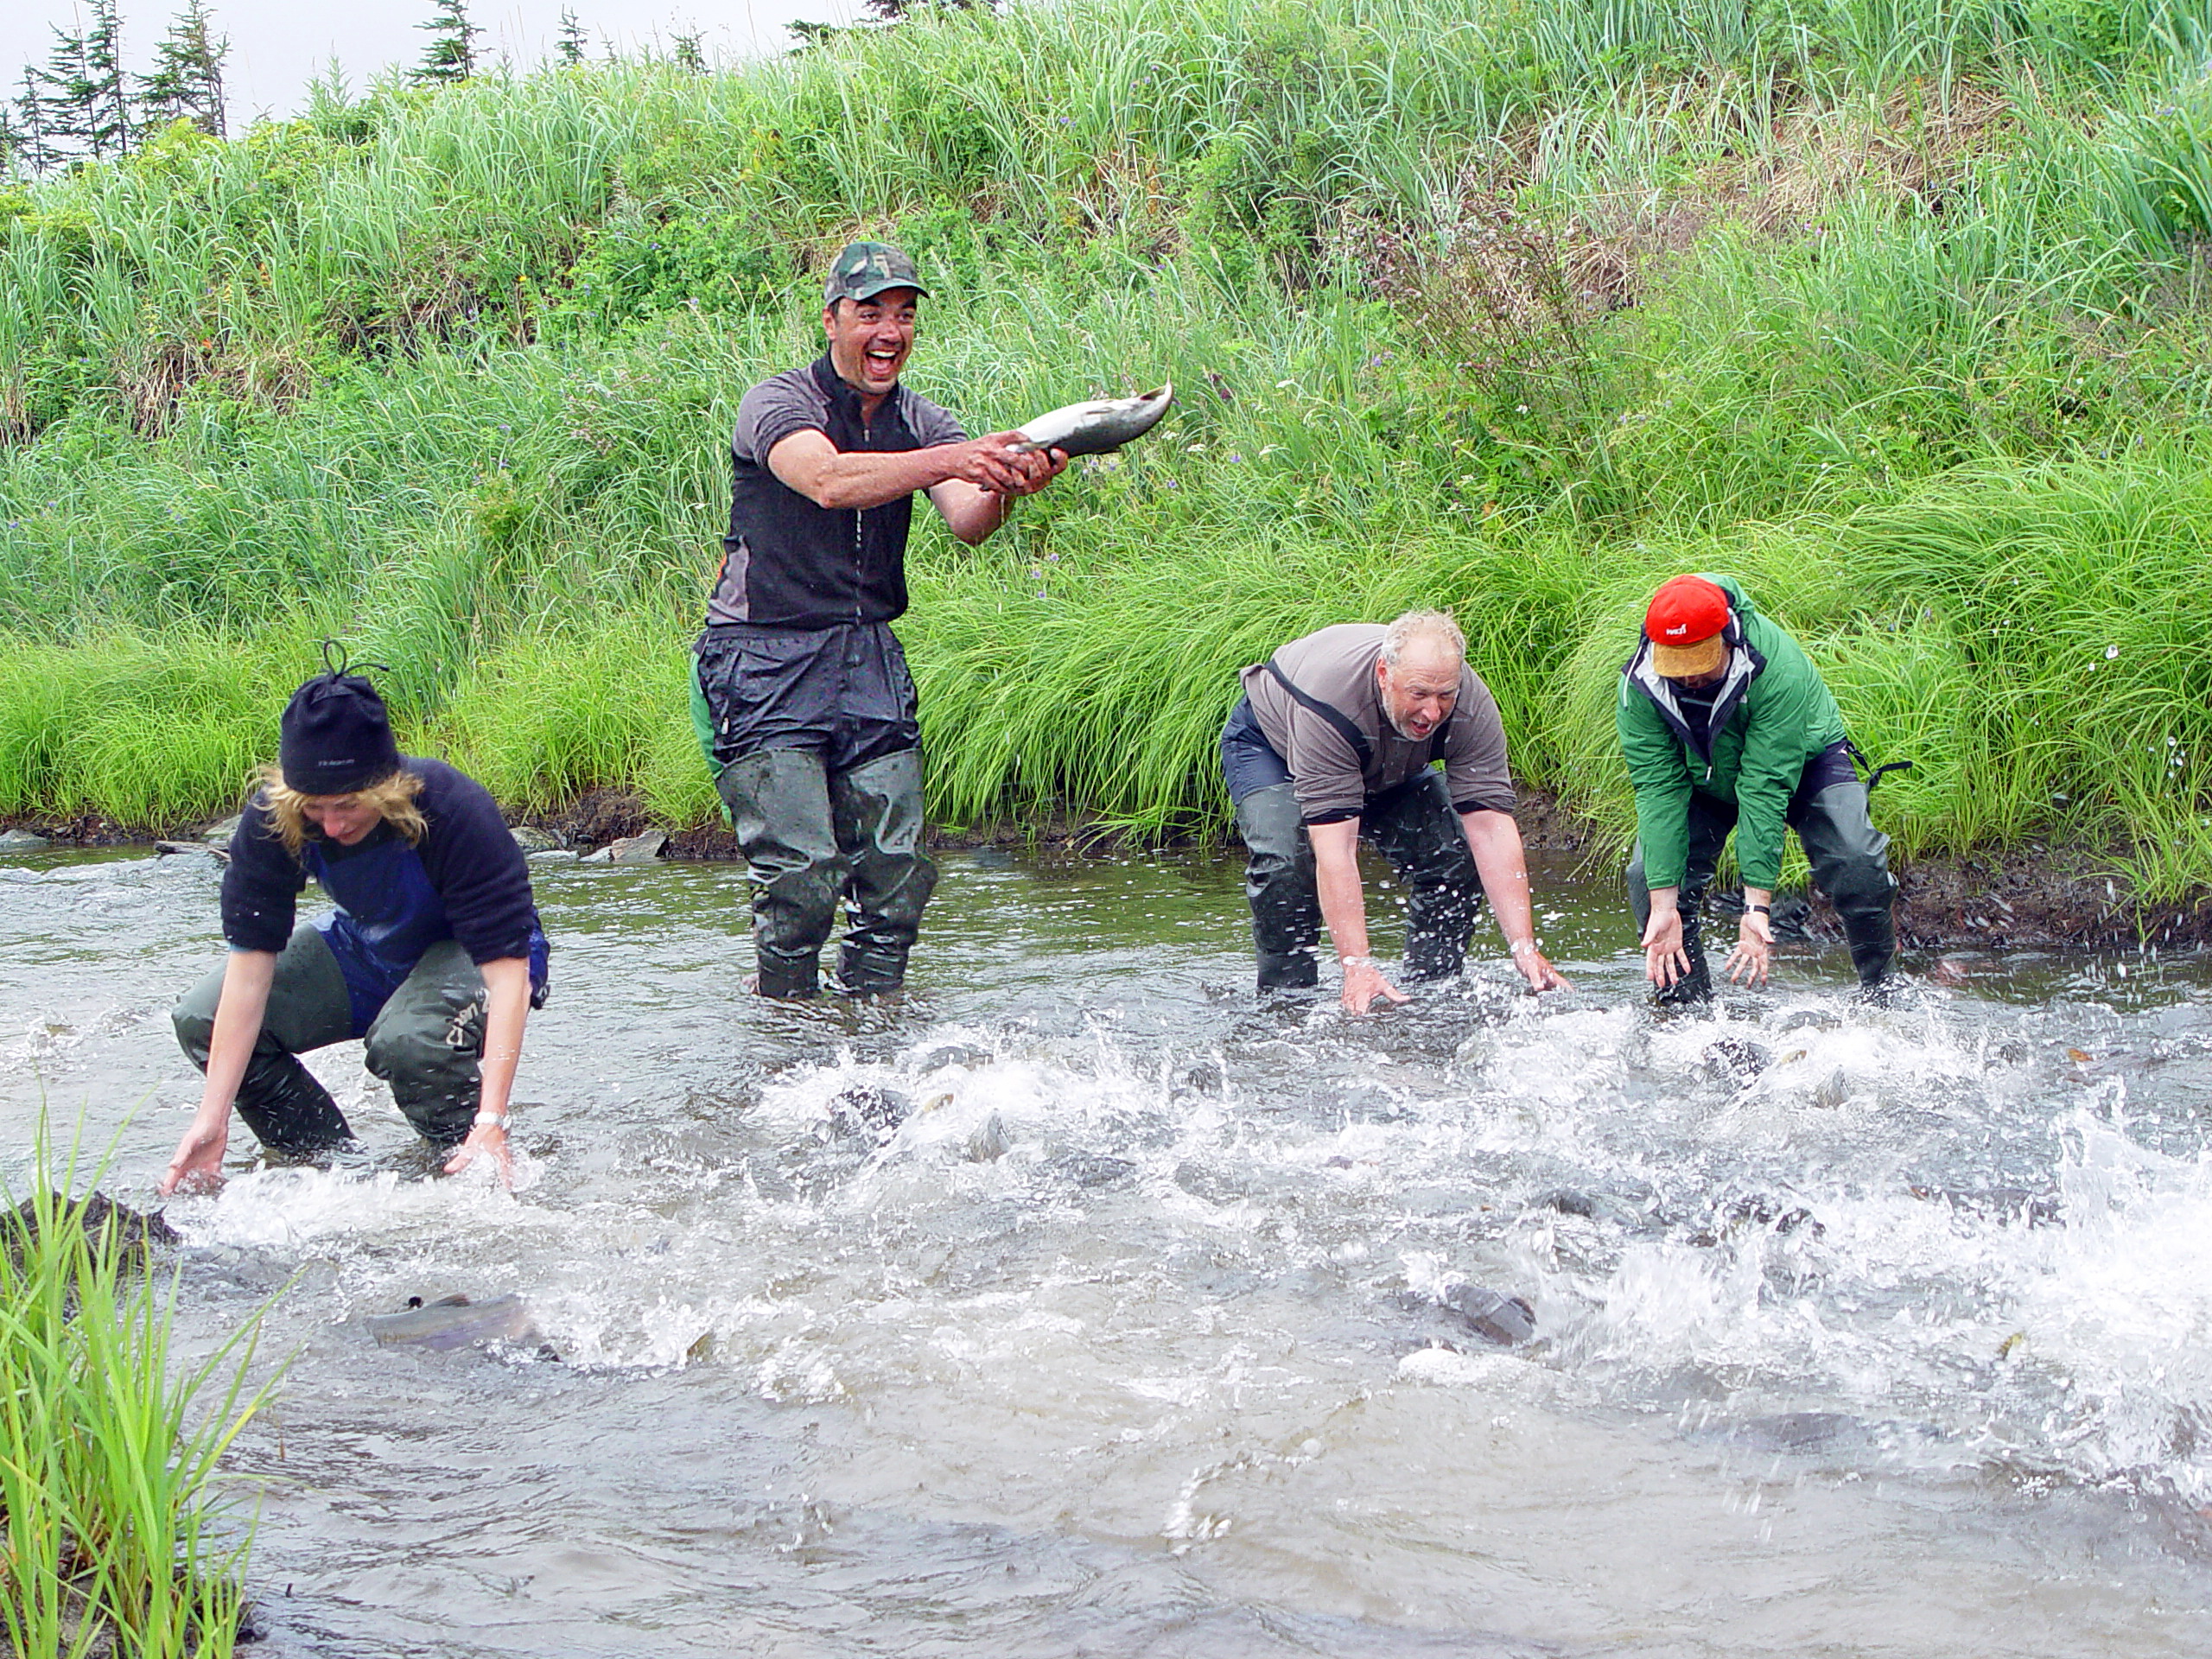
top-left (690, 241), bottom-right (1072, 999)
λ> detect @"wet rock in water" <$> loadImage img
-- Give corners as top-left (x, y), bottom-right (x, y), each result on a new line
top-left (155, 839), bottom-right (219, 857)
top-left (915, 1042), bottom-right (992, 1072)
top-left (4, 1190), bottom-right (178, 1257)
top-left (1439, 1282), bottom-right (1537, 1345)
top-left (510, 824), bottom-right (563, 854)
top-left (587, 830), bottom-right (667, 863)
top-left (366, 1292), bottom-right (546, 1354)
top-left (1810, 1068), bottom-right (1852, 1109)
top-left (0, 829), bottom-right (53, 853)
top-left (200, 814), bottom-right (243, 845)
top-left (829, 1082), bottom-right (912, 1138)
top-left (1699, 1034), bottom-right (1772, 1083)
top-left (1535, 1186), bottom-right (1599, 1218)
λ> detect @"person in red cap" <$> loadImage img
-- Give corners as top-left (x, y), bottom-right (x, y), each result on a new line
top-left (1617, 574), bottom-right (1897, 999)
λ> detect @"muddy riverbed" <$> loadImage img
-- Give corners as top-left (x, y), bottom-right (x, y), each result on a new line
top-left (3, 839), bottom-right (2211, 1656)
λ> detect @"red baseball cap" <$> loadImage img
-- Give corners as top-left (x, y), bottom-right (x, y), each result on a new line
top-left (1643, 575), bottom-right (1730, 677)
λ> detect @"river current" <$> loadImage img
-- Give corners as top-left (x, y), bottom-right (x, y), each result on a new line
top-left (3, 841), bottom-right (2211, 1656)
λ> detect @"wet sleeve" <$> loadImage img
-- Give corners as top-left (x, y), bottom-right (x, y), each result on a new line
top-left (218, 798), bottom-right (307, 952)
top-left (737, 375), bottom-right (825, 465)
top-left (1618, 676), bottom-right (1695, 890)
top-left (1442, 672), bottom-right (1516, 815)
top-left (411, 764), bottom-right (542, 965)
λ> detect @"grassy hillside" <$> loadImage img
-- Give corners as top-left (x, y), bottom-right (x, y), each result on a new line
top-left (8, 0), bottom-right (2212, 890)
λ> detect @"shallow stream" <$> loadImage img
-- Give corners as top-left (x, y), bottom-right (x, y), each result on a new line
top-left (4, 842), bottom-right (2212, 1656)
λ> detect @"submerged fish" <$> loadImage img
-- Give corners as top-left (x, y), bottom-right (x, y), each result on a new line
top-left (366, 1292), bottom-right (543, 1352)
top-left (1012, 384), bottom-right (1174, 456)
top-left (1440, 1282), bottom-right (1537, 1345)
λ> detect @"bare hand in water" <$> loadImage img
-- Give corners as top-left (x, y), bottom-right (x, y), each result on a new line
top-left (159, 1117), bottom-right (229, 1196)
top-left (444, 1122), bottom-right (513, 1185)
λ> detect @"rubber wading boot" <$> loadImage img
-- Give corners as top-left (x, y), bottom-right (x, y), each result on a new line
top-left (1256, 947), bottom-right (1319, 992)
top-left (1655, 912), bottom-right (1713, 1006)
top-left (753, 949), bottom-right (823, 1000)
top-left (835, 940), bottom-right (911, 998)
top-left (1846, 905), bottom-right (1899, 1001)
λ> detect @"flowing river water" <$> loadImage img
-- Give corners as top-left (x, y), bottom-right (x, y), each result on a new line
top-left (4, 840), bottom-right (2212, 1656)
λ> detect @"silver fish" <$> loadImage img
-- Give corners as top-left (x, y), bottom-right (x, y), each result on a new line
top-left (366, 1292), bottom-right (542, 1351)
top-left (1012, 384), bottom-right (1174, 456)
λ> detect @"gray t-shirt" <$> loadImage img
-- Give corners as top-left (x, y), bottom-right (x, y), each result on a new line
top-left (733, 365), bottom-right (966, 474)
top-left (1239, 624), bottom-right (1516, 824)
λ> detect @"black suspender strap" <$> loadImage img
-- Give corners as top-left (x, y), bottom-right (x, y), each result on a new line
top-left (1265, 658), bottom-right (1372, 770)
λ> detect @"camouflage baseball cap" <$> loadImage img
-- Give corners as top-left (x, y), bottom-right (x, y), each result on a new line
top-left (823, 241), bottom-right (929, 306)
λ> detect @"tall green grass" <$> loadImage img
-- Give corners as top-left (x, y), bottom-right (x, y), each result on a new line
top-left (0, 1138), bottom-right (272, 1657)
top-left (7, 0), bottom-right (2212, 892)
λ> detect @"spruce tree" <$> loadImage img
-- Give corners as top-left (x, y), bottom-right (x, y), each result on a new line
top-left (860, 0), bottom-right (995, 16)
top-left (81, 0), bottom-right (133, 157)
top-left (671, 30), bottom-right (706, 73)
top-left (27, 25), bottom-right (95, 167)
top-left (138, 0), bottom-right (230, 140)
top-left (12, 67), bottom-right (59, 175)
top-left (556, 9), bottom-right (588, 66)
top-left (415, 0), bottom-right (481, 85)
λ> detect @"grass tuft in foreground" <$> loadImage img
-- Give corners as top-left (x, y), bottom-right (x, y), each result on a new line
top-left (0, 1137), bottom-right (273, 1658)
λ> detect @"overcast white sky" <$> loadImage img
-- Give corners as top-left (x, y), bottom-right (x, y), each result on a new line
top-left (2, 1), bottom-right (865, 127)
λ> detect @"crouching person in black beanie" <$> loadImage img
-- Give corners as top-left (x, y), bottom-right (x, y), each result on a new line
top-left (159, 650), bottom-right (550, 1194)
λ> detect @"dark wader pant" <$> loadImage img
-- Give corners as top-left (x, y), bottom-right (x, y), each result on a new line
top-left (172, 925), bottom-right (492, 1154)
top-left (695, 622), bottom-right (938, 999)
top-left (715, 747), bottom-right (936, 997)
top-left (1624, 742), bottom-right (1897, 994)
top-left (1223, 700), bottom-right (1484, 991)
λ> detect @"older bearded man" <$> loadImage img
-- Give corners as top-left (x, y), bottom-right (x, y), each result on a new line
top-left (1220, 610), bottom-right (1568, 1012)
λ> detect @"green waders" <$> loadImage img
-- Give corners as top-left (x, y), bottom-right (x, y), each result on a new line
top-left (715, 747), bottom-right (938, 998)
top-left (173, 925), bottom-right (492, 1152)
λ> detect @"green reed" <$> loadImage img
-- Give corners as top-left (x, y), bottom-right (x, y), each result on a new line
top-left (0, 1133), bottom-right (274, 1659)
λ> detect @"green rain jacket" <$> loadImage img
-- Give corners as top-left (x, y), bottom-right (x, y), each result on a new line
top-left (1616, 574), bottom-right (1847, 892)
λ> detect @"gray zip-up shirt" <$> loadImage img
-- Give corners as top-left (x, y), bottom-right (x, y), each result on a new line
top-left (1239, 624), bottom-right (1516, 824)
top-left (704, 357), bottom-right (967, 629)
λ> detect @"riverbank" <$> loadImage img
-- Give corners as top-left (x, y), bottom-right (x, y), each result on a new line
top-left (9, 790), bottom-right (2202, 953)
top-left (8, 0), bottom-right (2212, 903)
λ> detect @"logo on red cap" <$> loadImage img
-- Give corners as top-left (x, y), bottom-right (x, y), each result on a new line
top-left (1644, 575), bottom-right (1729, 647)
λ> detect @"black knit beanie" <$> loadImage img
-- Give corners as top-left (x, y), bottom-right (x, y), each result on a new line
top-left (279, 645), bottom-right (401, 795)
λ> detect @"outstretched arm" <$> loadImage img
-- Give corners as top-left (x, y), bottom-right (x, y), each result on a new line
top-left (768, 428), bottom-right (1057, 514)
top-left (1459, 810), bottom-right (1568, 991)
top-left (443, 957), bottom-right (532, 1185)
top-left (1308, 818), bottom-right (1408, 1014)
top-left (159, 950), bottom-right (277, 1196)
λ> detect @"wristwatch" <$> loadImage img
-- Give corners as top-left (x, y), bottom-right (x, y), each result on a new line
top-left (473, 1110), bottom-right (511, 1131)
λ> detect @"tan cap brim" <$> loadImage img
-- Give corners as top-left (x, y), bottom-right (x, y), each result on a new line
top-left (1650, 633), bottom-right (1726, 678)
